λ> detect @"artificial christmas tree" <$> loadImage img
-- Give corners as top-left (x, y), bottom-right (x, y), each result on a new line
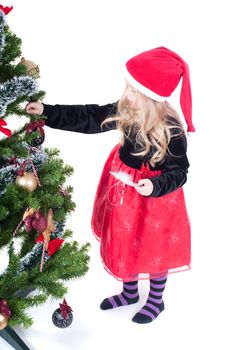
top-left (0, 5), bottom-right (90, 349)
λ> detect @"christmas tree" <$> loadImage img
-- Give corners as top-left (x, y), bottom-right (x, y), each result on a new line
top-left (0, 4), bottom-right (89, 336)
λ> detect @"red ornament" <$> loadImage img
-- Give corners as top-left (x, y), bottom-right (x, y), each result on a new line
top-left (24, 216), bottom-right (33, 232)
top-left (47, 239), bottom-right (64, 256)
top-left (0, 4), bottom-right (13, 15)
top-left (36, 234), bottom-right (64, 256)
top-left (32, 213), bottom-right (47, 232)
top-left (34, 210), bottom-right (42, 219)
top-left (52, 300), bottom-right (73, 328)
top-left (59, 299), bottom-right (73, 319)
top-left (0, 299), bottom-right (11, 318)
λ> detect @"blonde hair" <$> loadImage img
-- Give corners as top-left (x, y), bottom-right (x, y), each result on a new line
top-left (102, 84), bottom-right (185, 167)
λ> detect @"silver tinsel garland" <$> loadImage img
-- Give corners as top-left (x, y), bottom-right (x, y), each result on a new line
top-left (1, 10), bottom-right (38, 115)
top-left (0, 10), bottom-right (6, 57)
top-left (0, 76), bottom-right (38, 115)
top-left (0, 144), bottom-right (48, 197)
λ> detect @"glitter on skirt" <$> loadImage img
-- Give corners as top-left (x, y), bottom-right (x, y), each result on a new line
top-left (91, 144), bottom-right (191, 282)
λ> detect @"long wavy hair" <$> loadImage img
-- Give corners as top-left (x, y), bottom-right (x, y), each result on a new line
top-left (102, 84), bottom-right (185, 167)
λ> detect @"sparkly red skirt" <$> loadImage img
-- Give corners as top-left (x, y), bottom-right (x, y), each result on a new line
top-left (91, 144), bottom-right (191, 282)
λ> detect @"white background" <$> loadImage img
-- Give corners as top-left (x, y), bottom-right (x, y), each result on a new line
top-left (1, 0), bottom-right (232, 349)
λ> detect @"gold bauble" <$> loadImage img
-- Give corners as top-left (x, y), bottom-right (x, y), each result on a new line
top-left (0, 312), bottom-right (8, 330)
top-left (15, 172), bottom-right (38, 192)
top-left (18, 57), bottom-right (40, 79)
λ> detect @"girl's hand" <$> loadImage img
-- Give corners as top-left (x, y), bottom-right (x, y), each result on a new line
top-left (26, 102), bottom-right (44, 115)
top-left (134, 178), bottom-right (154, 196)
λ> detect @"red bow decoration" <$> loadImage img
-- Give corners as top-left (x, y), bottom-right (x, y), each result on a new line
top-left (17, 160), bottom-right (27, 176)
top-left (0, 4), bottom-right (13, 15)
top-left (0, 299), bottom-right (11, 318)
top-left (36, 234), bottom-right (64, 256)
top-left (26, 120), bottom-right (45, 133)
top-left (59, 299), bottom-right (73, 319)
top-left (0, 118), bottom-right (12, 137)
top-left (9, 156), bottom-right (20, 166)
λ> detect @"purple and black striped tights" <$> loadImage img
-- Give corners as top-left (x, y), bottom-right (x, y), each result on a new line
top-left (100, 276), bottom-right (167, 324)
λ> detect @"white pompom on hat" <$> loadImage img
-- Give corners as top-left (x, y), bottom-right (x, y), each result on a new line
top-left (125, 46), bottom-right (195, 132)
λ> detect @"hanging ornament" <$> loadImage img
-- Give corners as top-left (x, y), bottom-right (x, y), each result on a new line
top-left (26, 120), bottom-right (45, 146)
top-left (31, 210), bottom-right (47, 232)
top-left (17, 57), bottom-right (40, 79)
top-left (36, 209), bottom-right (57, 272)
top-left (52, 299), bottom-right (73, 328)
top-left (22, 208), bottom-right (47, 233)
top-left (14, 207), bottom-right (48, 236)
top-left (42, 209), bottom-right (55, 249)
top-left (0, 299), bottom-right (11, 330)
top-left (15, 160), bottom-right (40, 192)
top-left (24, 215), bottom-right (33, 232)
top-left (15, 172), bottom-right (38, 192)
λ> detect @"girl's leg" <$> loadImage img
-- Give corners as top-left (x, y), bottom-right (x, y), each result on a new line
top-left (132, 275), bottom-right (167, 324)
top-left (100, 280), bottom-right (139, 310)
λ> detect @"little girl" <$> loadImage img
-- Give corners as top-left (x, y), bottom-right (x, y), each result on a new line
top-left (26, 46), bottom-right (195, 324)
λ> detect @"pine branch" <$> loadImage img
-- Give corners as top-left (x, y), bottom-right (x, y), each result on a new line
top-left (0, 27), bottom-right (22, 65)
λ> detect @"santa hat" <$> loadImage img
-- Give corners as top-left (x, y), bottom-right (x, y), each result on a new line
top-left (125, 46), bottom-right (195, 132)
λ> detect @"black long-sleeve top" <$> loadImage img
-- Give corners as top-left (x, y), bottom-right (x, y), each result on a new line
top-left (43, 103), bottom-right (190, 197)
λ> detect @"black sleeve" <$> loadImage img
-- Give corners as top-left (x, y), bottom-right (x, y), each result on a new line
top-left (43, 102), bottom-right (118, 134)
top-left (149, 133), bottom-right (190, 197)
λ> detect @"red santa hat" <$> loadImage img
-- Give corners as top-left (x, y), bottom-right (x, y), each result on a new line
top-left (125, 46), bottom-right (195, 132)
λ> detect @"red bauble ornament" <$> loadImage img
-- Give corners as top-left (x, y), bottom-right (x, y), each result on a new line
top-left (52, 299), bottom-right (73, 328)
top-left (32, 215), bottom-right (47, 232)
top-left (24, 216), bottom-right (33, 232)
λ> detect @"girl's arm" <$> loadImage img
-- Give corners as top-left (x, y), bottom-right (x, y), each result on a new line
top-left (43, 102), bottom-right (118, 134)
top-left (149, 133), bottom-right (189, 197)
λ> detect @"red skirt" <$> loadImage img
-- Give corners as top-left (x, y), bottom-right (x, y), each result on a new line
top-left (91, 144), bottom-right (191, 282)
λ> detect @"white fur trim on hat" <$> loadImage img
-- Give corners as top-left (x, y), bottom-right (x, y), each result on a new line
top-left (124, 68), bottom-right (167, 102)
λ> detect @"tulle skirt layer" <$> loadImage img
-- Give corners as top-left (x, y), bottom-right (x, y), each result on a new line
top-left (91, 144), bottom-right (191, 282)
